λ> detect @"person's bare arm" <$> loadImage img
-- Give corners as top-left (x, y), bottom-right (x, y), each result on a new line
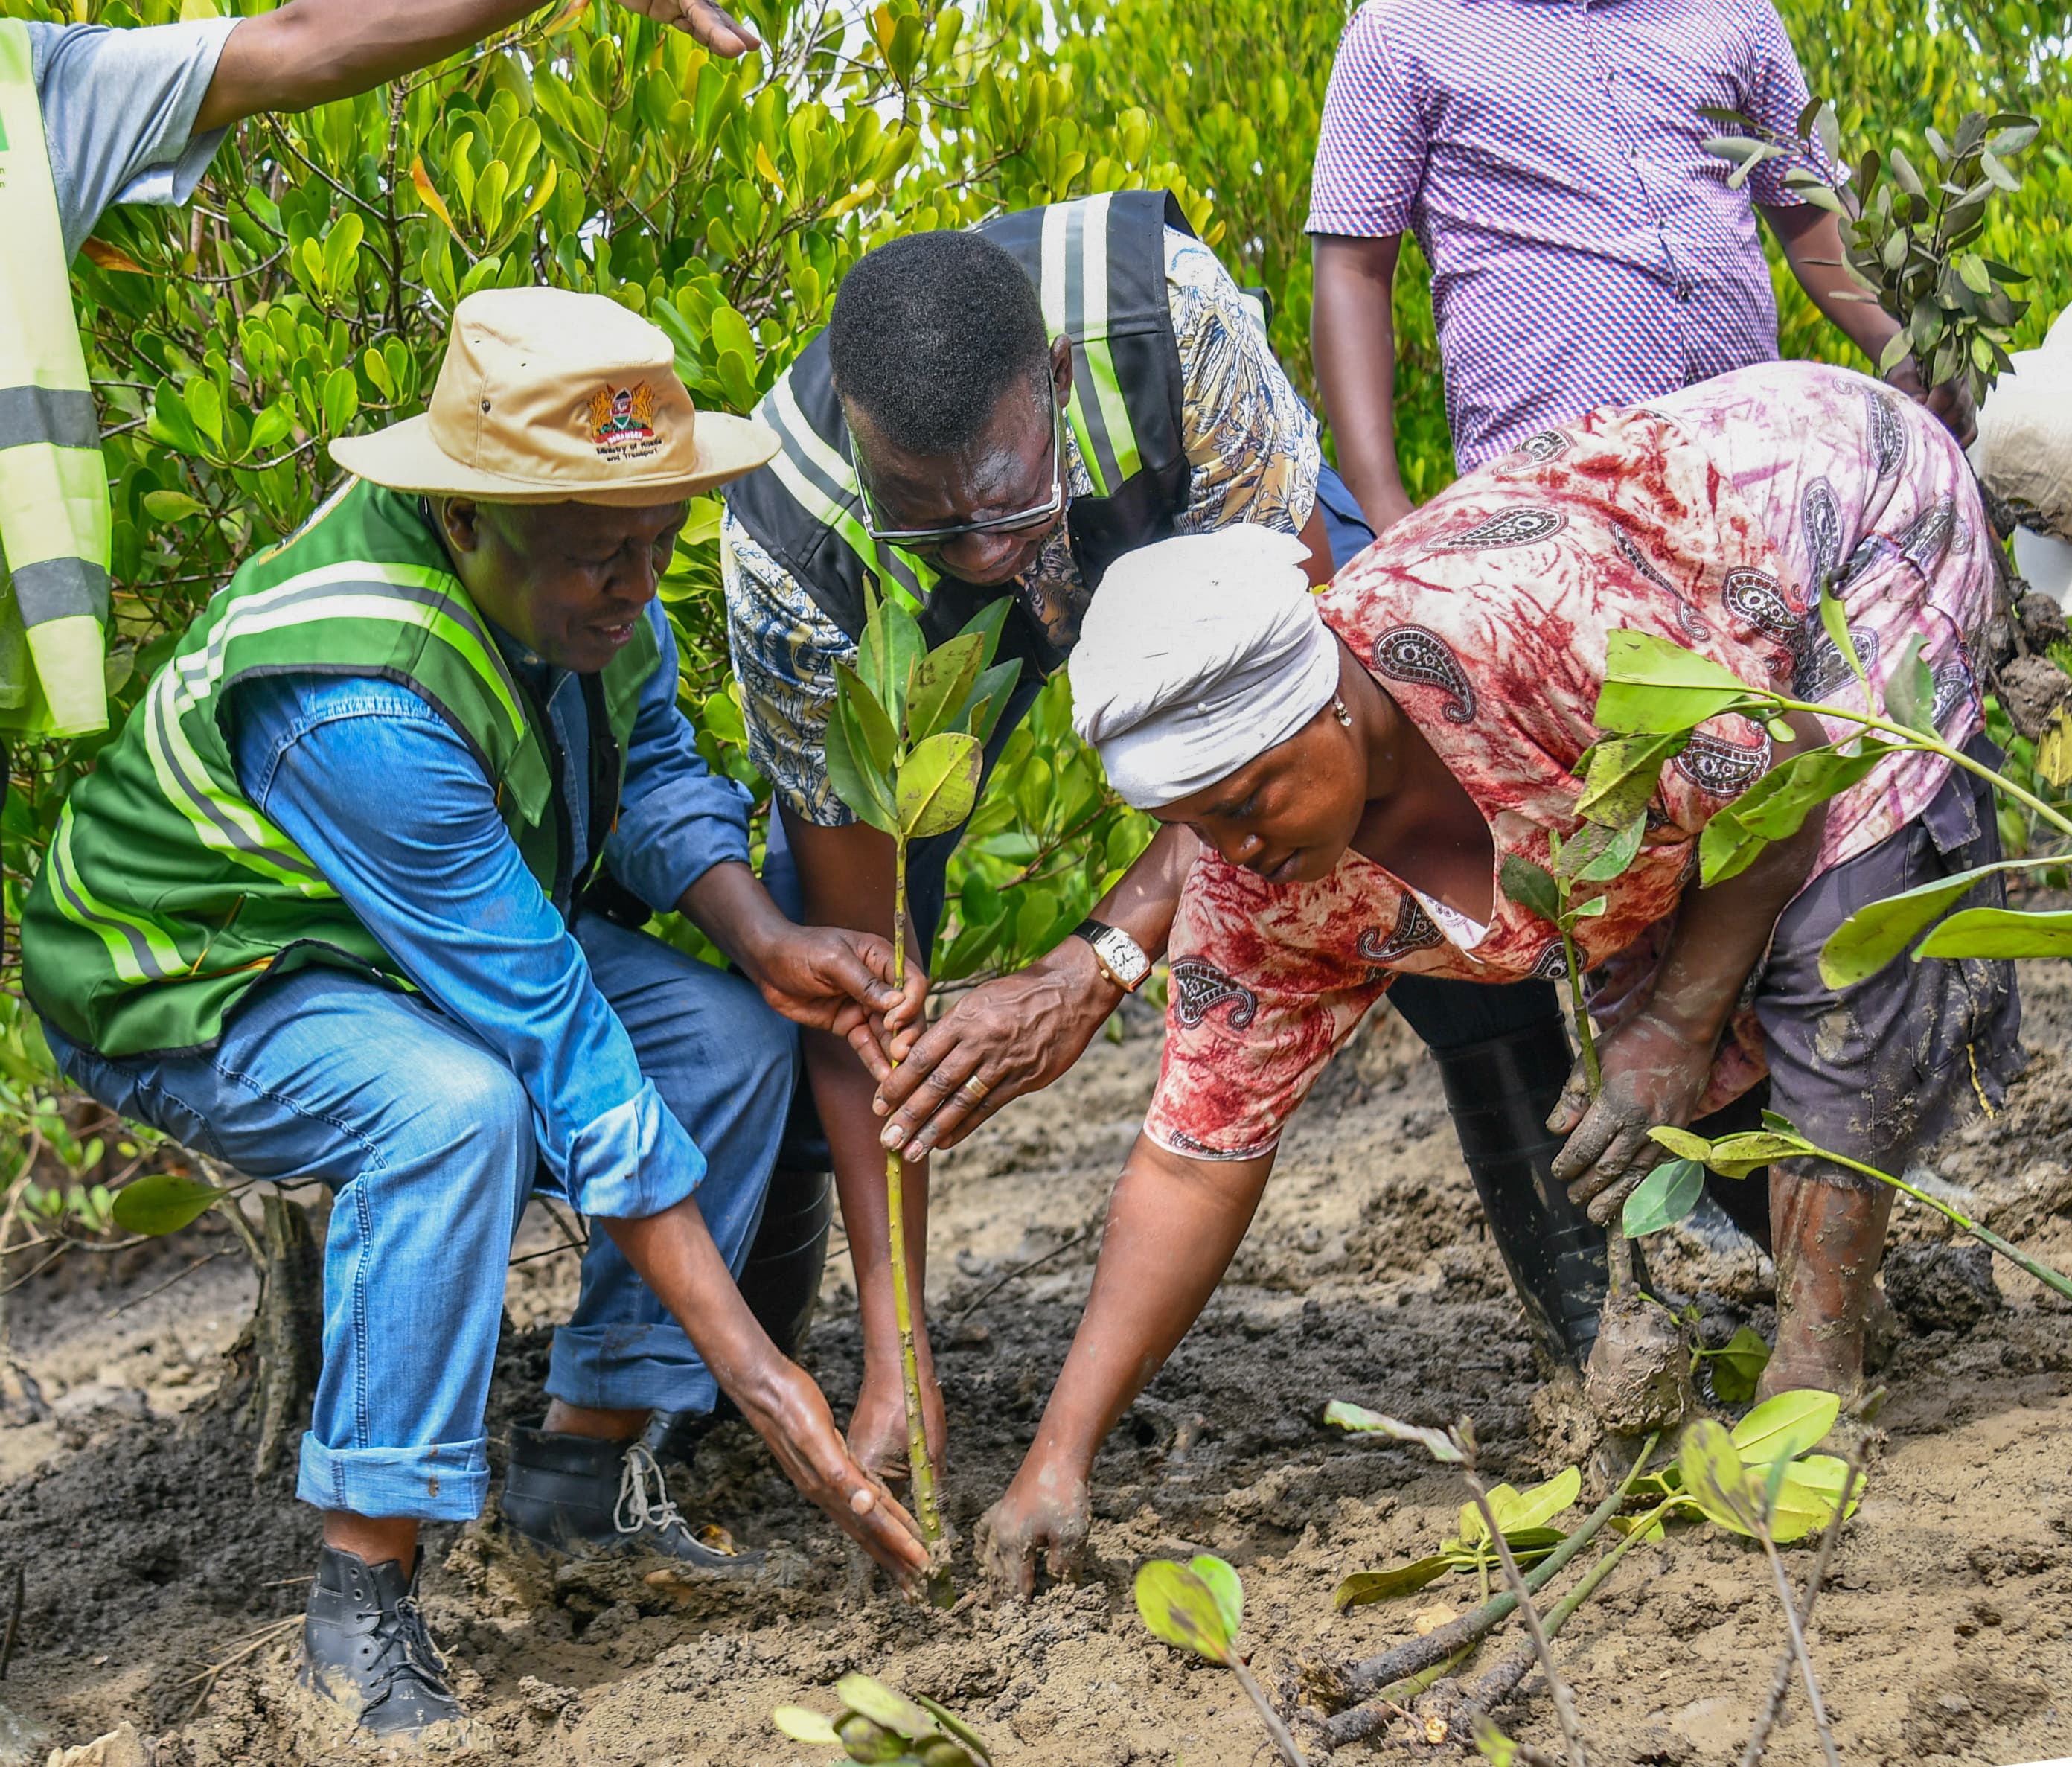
top-left (872, 820), bottom-right (1201, 1158)
top-left (1551, 710), bottom-right (1830, 1221)
top-left (601, 1197), bottom-right (927, 1587)
top-left (1312, 232), bottom-right (1414, 535)
top-left (195, 0), bottom-right (757, 132)
top-left (1764, 202), bottom-right (1974, 444)
top-left (979, 1134), bottom-right (1276, 1597)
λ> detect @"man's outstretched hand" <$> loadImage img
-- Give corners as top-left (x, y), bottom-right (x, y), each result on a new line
top-left (746, 924), bottom-right (925, 1064)
top-left (612, 0), bottom-right (761, 54)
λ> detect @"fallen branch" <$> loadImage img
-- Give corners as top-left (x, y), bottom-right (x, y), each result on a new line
top-left (1462, 1468), bottom-right (1587, 1766)
top-left (1317, 1434), bottom-right (1657, 1751)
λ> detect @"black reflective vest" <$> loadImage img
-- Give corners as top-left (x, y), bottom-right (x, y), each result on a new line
top-left (725, 189), bottom-right (1195, 683)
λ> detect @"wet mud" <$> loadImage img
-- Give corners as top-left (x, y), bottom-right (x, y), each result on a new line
top-left (4, 974), bottom-right (2072, 1766)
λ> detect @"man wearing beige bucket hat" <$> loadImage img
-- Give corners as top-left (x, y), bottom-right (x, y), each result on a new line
top-left (22, 287), bottom-right (931, 1739)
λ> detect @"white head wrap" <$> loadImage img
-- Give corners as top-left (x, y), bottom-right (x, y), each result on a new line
top-left (1068, 525), bottom-right (1338, 809)
top-left (1970, 304), bottom-right (2072, 604)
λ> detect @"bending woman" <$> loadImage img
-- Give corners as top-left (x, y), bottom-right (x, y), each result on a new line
top-left (980, 361), bottom-right (2021, 1595)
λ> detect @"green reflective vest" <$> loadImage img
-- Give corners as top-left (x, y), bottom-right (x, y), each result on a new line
top-left (0, 17), bottom-right (115, 740)
top-left (725, 189), bottom-right (1196, 680)
top-left (22, 479), bottom-right (660, 1058)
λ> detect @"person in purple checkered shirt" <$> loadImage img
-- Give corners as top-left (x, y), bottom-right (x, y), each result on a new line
top-left (1307, 0), bottom-right (1972, 536)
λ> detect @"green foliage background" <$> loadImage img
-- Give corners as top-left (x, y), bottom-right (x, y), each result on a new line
top-left (1, 0), bottom-right (2068, 1204)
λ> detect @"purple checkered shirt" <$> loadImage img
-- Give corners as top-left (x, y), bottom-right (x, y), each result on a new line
top-left (1308, 0), bottom-right (1828, 470)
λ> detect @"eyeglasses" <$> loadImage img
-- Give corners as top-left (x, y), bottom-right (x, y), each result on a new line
top-left (854, 403), bottom-right (1067, 551)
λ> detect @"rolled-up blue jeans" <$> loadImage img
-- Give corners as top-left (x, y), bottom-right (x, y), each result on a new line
top-left (45, 913), bottom-right (796, 1523)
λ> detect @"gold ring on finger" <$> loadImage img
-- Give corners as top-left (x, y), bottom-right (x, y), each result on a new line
top-left (960, 1073), bottom-right (991, 1103)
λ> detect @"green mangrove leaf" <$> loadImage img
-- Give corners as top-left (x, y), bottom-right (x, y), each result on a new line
top-left (1699, 742), bottom-right (1893, 886)
top-left (1732, 1390), bottom-right (1840, 1466)
top-left (1574, 730), bottom-right (1689, 825)
top-left (835, 661), bottom-right (898, 776)
top-left (1189, 1554), bottom-right (1244, 1640)
top-left (772, 1704), bottom-right (842, 1745)
top-left (1679, 1418), bottom-right (1763, 1538)
top-left (1913, 906), bottom-right (2072, 961)
top-left (1882, 633), bottom-right (1937, 735)
top-left (897, 732), bottom-right (982, 840)
top-left (1474, 1716), bottom-right (1521, 1766)
top-left (1489, 1466), bottom-right (1582, 1535)
top-left (957, 595), bottom-right (1013, 669)
top-left (1622, 1157), bottom-right (1705, 1238)
top-left (1817, 858), bottom-right (2048, 987)
top-left (859, 587), bottom-right (923, 732)
top-left (111, 1173), bottom-right (227, 1237)
top-left (1322, 1402), bottom-right (1463, 1462)
top-left (1596, 630), bottom-right (1762, 734)
top-left (956, 657), bottom-right (1023, 744)
top-left (825, 694), bottom-right (898, 835)
top-left (1706, 1325), bottom-right (1772, 1404)
top-left (913, 1693), bottom-right (992, 1765)
top-left (1498, 854), bottom-right (1561, 923)
top-left (1331, 1556), bottom-right (1452, 1611)
top-left (836, 1674), bottom-right (939, 1741)
top-left (1700, 1131), bottom-right (1805, 1179)
top-left (1133, 1560), bottom-right (1237, 1664)
top-left (1819, 584), bottom-right (1867, 691)
top-left (1648, 1125), bottom-right (1715, 1162)
top-left (904, 633), bottom-right (984, 744)
top-left (1569, 814), bottom-right (1646, 884)
top-left (835, 1711), bottom-right (912, 1763)
top-left (1769, 1454), bottom-right (1861, 1543)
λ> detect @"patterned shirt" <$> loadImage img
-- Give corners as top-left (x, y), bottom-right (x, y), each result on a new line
top-left (1144, 363), bottom-right (1995, 1163)
top-left (1306, 0), bottom-right (1827, 470)
top-left (723, 227), bottom-right (1324, 825)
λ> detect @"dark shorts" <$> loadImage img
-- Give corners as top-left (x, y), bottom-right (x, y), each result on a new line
top-left (1701, 734), bottom-right (2023, 1245)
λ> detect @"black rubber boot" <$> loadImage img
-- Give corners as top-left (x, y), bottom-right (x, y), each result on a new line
top-left (301, 1545), bottom-right (467, 1738)
top-left (1433, 1015), bottom-right (1633, 1370)
top-left (500, 1425), bottom-right (761, 1573)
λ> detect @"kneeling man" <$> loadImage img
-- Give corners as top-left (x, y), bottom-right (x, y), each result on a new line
top-left (22, 290), bottom-right (925, 1736)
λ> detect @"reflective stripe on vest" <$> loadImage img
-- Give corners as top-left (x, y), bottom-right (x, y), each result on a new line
top-left (0, 19), bottom-right (112, 739)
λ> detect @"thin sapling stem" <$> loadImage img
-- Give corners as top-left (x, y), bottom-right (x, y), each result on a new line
top-left (1752, 1509), bottom-right (1841, 1767)
top-left (1230, 1657), bottom-right (1311, 1767)
top-left (1465, 1469), bottom-right (1590, 1767)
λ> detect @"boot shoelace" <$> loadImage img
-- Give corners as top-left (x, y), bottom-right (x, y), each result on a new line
top-left (613, 1439), bottom-right (689, 1538)
top-left (362, 1591), bottom-right (453, 1707)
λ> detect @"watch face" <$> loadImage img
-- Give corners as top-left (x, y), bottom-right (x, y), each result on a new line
top-left (1097, 927), bottom-right (1151, 985)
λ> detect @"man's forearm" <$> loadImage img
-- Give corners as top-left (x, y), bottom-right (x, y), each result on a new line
top-left (1312, 233), bottom-right (1413, 533)
top-left (677, 857), bottom-right (790, 977)
top-left (197, 0), bottom-right (547, 131)
top-left (1765, 204), bottom-right (1901, 365)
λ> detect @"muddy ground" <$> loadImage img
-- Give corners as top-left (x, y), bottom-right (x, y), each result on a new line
top-left (4, 967), bottom-right (2072, 1767)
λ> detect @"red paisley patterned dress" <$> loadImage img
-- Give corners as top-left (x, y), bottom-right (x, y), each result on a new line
top-left (1142, 362), bottom-right (1996, 1163)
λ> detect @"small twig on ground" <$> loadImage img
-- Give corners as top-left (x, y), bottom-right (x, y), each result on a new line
top-left (179, 1615), bottom-right (302, 1718)
top-left (1752, 1512), bottom-right (1840, 1767)
top-left (1740, 1399), bottom-right (1880, 1767)
top-left (0, 1563), bottom-right (24, 1680)
top-left (1229, 1655), bottom-right (1311, 1767)
top-left (106, 1247), bottom-right (233, 1319)
top-left (1463, 1469), bottom-right (1588, 1767)
top-left (948, 1224), bottom-right (1097, 1323)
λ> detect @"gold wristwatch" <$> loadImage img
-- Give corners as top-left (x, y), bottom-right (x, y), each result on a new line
top-left (1072, 918), bottom-right (1151, 993)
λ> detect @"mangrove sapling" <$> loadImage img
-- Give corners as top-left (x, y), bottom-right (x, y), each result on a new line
top-left (1740, 1391), bottom-right (1883, 1767)
top-left (1312, 1410), bottom-right (1588, 1766)
top-left (1133, 1553), bottom-right (1311, 1767)
top-left (1329, 1463), bottom-right (1582, 1612)
top-left (1646, 1119), bottom-right (2072, 1304)
top-left (1501, 825), bottom-right (1693, 1435)
top-left (1680, 1420), bottom-right (1840, 1767)
top-left (825, 587), bottom-right (1023, 1591)
top-left (773, 1672), bottom-right (992, 1766)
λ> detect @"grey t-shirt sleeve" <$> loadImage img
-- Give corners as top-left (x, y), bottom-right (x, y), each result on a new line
top-left (28, 18), bottom-right (243, 261)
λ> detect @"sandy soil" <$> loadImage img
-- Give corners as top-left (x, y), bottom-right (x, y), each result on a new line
top-left (3, 968), bottom-right (2071, 1767)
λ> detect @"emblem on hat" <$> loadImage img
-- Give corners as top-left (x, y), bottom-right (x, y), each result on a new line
top-left (586, 383), bottom-right (661, 462)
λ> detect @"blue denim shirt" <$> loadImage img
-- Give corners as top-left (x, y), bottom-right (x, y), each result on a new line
top-left (227, 598), bottom-right (751, 1219)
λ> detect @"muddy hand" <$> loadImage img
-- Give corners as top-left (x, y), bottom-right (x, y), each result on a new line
top-left (1548, 1010), bottom-right (1713, 1226)
top-left (846, 1356), bottom-right (947, 1493)
top-left (978, 1458), bottom-right (1090, 1600)
top-left (739, 1357), bottom-right (928, 1591)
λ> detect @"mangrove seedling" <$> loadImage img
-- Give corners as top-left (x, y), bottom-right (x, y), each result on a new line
top-left (826, 586), bottom-right (1022, 1588)
top-left (1500, 823), bottom-right (1694, 1437)
top-left (773, 1672), bottom-right (992, 1766)
top-left (1328, 1460), bottom-right (1582, 1611)
top-left (1134, 1553), bottom-right (1311, 1767)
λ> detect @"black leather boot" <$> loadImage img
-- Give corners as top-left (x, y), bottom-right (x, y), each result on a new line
top-left (1432, 1015), bottom-right (1635, 1369)
top-left (301, 1545), bottom-right (466, 1737)
top-left (501, 1425), bottom-right (761, 1573)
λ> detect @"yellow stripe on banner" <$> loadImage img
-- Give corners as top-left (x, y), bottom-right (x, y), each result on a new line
top-left (25, 616), bottom-right (106, 739)
top-left (0, 442), bottom-right (110, 572)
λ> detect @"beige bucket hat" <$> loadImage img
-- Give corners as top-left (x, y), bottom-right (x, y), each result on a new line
top-left (329, 287), bottom-right (778, 505)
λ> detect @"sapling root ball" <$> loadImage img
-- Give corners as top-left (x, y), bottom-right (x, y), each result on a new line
top-left (1585, 1288), bottom-right (1693, 1435)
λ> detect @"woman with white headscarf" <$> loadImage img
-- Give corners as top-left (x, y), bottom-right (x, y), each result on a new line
top-left (979, 359), bottom-right (2021, 1597)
